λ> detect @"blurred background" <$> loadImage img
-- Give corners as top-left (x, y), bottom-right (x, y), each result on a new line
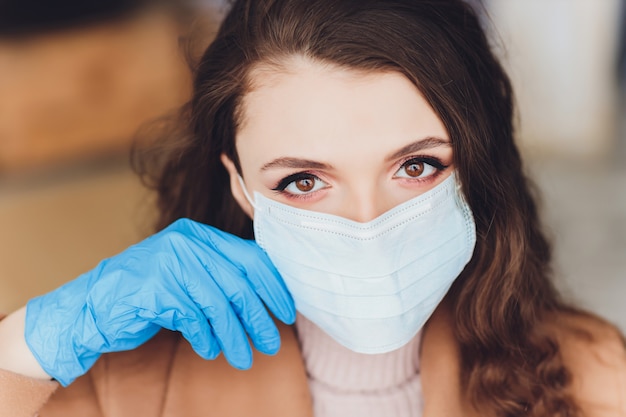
top-left (0, 1), bottom-right (624, 331)
top-left (483, 0), bottom-right (626, 332)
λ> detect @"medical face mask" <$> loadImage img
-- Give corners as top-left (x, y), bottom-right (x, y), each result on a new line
top-left (239, 173), bottom-right (476, 354)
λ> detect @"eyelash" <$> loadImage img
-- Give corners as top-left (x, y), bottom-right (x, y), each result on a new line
top-left (271, 172), bottom-right (323, 195)
top-left (271, 155), bottom-right (449, 199)
top-left (395, 156), bottom-right (449, 180)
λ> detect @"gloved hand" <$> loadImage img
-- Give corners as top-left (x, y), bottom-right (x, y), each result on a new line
top-left (24, 218), bottom-right (295, 386)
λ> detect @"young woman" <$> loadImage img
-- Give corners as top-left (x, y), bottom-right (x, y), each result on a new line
top-left (1, 1), bottom-right (625, 416)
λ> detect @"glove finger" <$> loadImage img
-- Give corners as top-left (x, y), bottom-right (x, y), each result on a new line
top-left (193, 246), bottom-right (282, 355)
top-left (182, 256), bottom-right (254, 369)
top-left (146, 305), bottom-right (222, 361)
top-left (236, 244), bottom-right (296, 325)
top-left (189, 224), bottom-right (296, 325)
top-left (172, 314), bottom-right (221, 360)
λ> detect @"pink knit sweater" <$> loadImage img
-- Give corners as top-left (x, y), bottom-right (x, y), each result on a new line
top-left (295, 314), bottom-right (424, 417)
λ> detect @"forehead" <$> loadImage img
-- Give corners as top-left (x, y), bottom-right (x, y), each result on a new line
top-left (236, 57), bottom-right (448, 162)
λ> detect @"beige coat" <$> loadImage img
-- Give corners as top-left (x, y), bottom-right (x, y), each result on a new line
top-left (1, 306), bottom-right (625, 417)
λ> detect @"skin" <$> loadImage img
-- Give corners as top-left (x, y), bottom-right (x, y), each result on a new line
top-left (222, 57), bottom-right (455, 221)
top-left (0, 307), bottom-right (49, 379)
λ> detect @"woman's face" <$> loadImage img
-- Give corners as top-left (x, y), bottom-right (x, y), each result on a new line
top-left (222, 57), bottom-right (453, 222)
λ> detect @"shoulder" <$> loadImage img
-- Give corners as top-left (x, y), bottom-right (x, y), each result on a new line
top-left (549, 310), bottom-right (626, 416)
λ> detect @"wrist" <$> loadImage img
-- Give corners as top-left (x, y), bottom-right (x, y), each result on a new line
top-left (0, 306), bottom-right (52, 381)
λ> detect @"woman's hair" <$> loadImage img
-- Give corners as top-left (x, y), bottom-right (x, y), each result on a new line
top-left (134, 0), bottom-right (582, 415)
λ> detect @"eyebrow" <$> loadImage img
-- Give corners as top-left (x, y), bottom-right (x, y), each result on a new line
top-left (260, 136), bottom-right (451, 171)
top-left (385, 136), bottom-right (451, 162)
top-left (260, 157), bottom-right (333, 171)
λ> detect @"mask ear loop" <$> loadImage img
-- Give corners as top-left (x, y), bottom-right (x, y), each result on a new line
top-left (237, 175), bottom-right (259, 210)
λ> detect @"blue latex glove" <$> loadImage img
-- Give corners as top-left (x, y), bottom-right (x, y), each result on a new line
top-left (25, 218), bottom-right (295, 386)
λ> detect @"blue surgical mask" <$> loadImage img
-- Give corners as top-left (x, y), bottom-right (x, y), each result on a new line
top-left (239, 173), bottom-right (476, 354)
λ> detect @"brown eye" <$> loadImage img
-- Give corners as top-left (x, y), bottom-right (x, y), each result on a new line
top-left (295, 178), bottom-right (315, 192)
top-left (275, 173), bottom-right (329, 196)
top-left (394, 157), bottom-right (444, 180)
top-left (404, 161), bottom-right (425, 177)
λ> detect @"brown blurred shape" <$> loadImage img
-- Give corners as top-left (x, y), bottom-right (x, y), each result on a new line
top-left (0, 2), bottom-right (217, 312)
top-left (0, 3), bottom-right (197, 174)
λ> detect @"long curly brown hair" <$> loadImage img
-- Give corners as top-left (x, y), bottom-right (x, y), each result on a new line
top-left (134, 0), bottom-right (587, 415)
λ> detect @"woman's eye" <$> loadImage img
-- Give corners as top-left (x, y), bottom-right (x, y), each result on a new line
top-left (394, 157), bottom-right (444, 180)
top-left (274, 173), bottom-right (328, 195)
